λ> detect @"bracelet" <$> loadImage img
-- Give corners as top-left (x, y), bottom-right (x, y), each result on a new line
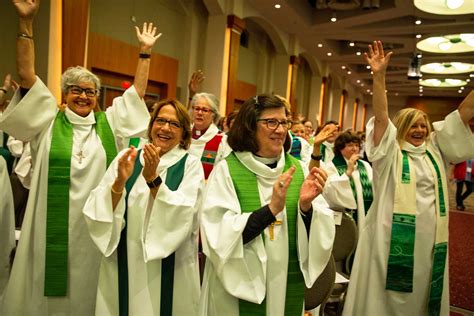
top-left (18, 33), bottom-right (33, 40)
top-left (111, 185), bottom-right (124, 195)
top-left (0, 88), bottom-right (7, 94)
top-left (147, 176), bottom-right (162, 188)
top-left (311, 154), bottom-right (323, 161)
top-left (139, 53), bottom-right (151, 59)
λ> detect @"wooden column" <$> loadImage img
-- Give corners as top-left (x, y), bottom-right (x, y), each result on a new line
top-left (226, 15), bottom-right (245, 115)
top-left (287, 55), bottom-right (299, 114)
top-left (318, 77), bottom-right (327, 124)
top-left (62, 0), bottom-right (89, 71)
top-left (352, 98), bottom-right (359, 130)
top-left (361, 103), bottom-right (367, 131)
top-left (338, 89), bottom-right (347, 129)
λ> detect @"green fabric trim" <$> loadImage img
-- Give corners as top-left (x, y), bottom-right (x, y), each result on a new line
top-left (128, 137), bottom-right (140, 148)
top-left (44, 111), bottom-right (117, 296)
top-left (426, 151), bottom-right (446, 216)
top-left (226, 153), bottom-right (306, 315)
top-left (320, 144), bottom-right (326, 161)
top-left (401, 150), bottom-right (410, 184)
top-left (386, 213), bottom-right (416, 292)
top-left (428, 242), bottom-right (447, 316)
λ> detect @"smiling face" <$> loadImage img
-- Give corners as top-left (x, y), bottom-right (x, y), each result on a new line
top-left (340, 142), bottom-right (360, 160)
top-left (291, 123), bottom-right (306, 138)
top-left (64, 82), bottom-right (98, 117)
top-left (192, 97), bottom-right (214, 130)
top-left (304, 121), bottom-right (313, 136)
top-left (405, 116), bottom-right (428, 147)
top-left (150, 105), bottom-right (183, 155)
top-left (255, 107), bottom-right (288, 158)
top-left (325, 123), bottom-right (339, 143)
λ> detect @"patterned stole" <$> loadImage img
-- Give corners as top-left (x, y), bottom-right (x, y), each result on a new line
top-left (226, 152), bottom-right (306, 316)
top-left (386, 149), bottom-right (448, 316)
top-left (332, 153), bottom-right (373, 224)
top-left (290, 135), bottom-right (302, 160)
top-left (117, 151), bottom-right (188, 316)
top-left (201, 133), bottom-right (223, 179)
top-left (45, 111), bottom-right (117, 296)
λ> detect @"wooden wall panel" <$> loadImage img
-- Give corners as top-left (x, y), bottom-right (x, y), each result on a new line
top-left (88, 32), bottom-right (178, 99)
top-left (406, 96), bottom-right (463, 123)
top-left (226, 15), bottom-right (245, 115)
top-left (62, 0), bottom-right (89, 71)
top-left (234, 80), bottom-right (257, 105)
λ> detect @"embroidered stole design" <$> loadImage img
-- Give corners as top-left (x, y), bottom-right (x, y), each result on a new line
top-left (386, 149), bottom-right (448, 316)
top-left (45, 111), bottom-right (117, 296)
top-left (290, 135), bottom-right (302, 160)
top-left (332, 153), bottom-right (373, 225)
top-left (201, 133), bottom-right (223, 179)
top-left (117, 151), bottom-right (188, 316)
top-left (226, 152), bottom-right (306, 316)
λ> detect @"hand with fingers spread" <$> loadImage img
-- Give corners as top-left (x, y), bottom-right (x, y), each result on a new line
top-left (142, 143), bottom-right (161, 182)
top-left (314, 123), bottom-right (339, 145)
top-left (269, 166), bottom-right (296, 216)
top-left (12, 0), bottom-right (40, 20)
top-left (346, 153), bottom-right (360, 177)
top-left (114, 147), bottom-right (138, 191)
top-left (299, 167), bottom-right (327, 212)
top-left (135, 22), bottom-right (162, 53)
top-left (188, 70), bottom-right (205, 98)
top-left (364, 40), bottom-right (392, 74)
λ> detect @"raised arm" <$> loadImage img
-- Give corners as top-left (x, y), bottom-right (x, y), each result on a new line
top-left (12, 0), bottom-right (39, 89)
top-left (364, 41), bottom-right (392, 146)
top-left (458, 90), bottom-right (474, 125)
top-left (187, 70), bottom-right (204, 109)
top-left (309, 124), bottom-right (338, 169)
top-left (133, 22), bottom-right (162, 99)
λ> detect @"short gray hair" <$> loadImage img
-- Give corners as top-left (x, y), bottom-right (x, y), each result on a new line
top-left (191, 92), bottom-right (220, 124)
top-left (61, 66), bottom-right (101, 95)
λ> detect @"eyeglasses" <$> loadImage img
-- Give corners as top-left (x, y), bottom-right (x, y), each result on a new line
top-left (68, 85), bottom-right (98, 97)
top-left (256, 118), bottom-right (292, 130)
top-left (192, 106), bottom-right (212, 114)
top-left (154, 117), bottom-right (182, 130)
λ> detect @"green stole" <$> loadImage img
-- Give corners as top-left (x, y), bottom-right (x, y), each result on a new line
top-left (45, 111), bottom-right (117, 296)
top-left (320, 143), bottom-right (326, 161)
top-left (117, 151), bottom-right (188, 316)
top-left (226, 152), bottom-right (306, 316)
top-left (332, 153), bottom-right (373, 225)
top-left (386, 149), bottom-right (448, 316)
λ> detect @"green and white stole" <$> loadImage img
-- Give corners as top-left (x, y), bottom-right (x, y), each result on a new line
top-left (45, 111), bottom-right (117, 296)
top-left (320, 143), bottom-right (326, 161)
top-left (226, 152), bottom-right (306, 316)
top-left (386, 149), bottom-right (448, 316)
top-left (332, 153), bottom-right (373, 224)
top-left (117, 151), bottom-right (188, 316)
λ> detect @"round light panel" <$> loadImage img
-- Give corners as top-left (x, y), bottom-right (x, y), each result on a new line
top-left (420, 78), bottom-right (467, 87)
top-left (414, 0), bottom-right (474, 15)
top-left (417, 34), bottom-right (474, 53)
top-left (421, 62), bottom-right (474, 74)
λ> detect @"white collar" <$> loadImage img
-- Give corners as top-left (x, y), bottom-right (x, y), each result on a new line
top-left (234, 149), bottom-right (285, 179)
top-left (401, 140), bottom-right (427, 155)
top-left (65, 107), bottom-right (96, 126)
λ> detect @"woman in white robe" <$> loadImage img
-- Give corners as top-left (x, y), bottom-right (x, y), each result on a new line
top-left (84, 99), bottom-right (204, 316)
top-left (0, 2), bottom-right (160, 315)
top-left (200, 94), bottom-right (335, 316)
top-left (343, 41), bottom-right (474, 316)
top-left (323, 131), bottom-right (373, 228)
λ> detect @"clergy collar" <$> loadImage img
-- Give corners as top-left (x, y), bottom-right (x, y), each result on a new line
top-left (400, 140), bottom-right (427, 155)
top-left (192, 126), bottom-right (209, 139)
top-left (234, 149), bottom-right (285, 178)
top-left (65, 107), bottom-right (96, 126)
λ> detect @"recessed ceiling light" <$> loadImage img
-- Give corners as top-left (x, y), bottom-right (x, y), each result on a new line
top-left (370, 92), bottom-right (373, 95)
top-left (349, 42), bottom-right (355, 47)
top-left (467, 78), bottom-right (471, 82)
top-left (420, 93), bottom-right (423, 96)
top-left (415, 19), bottom-right (422, 25)
top-left (366, 65), bottom-right (371, 69)
top-left (327, 52), bottom-right (332, 56)
top-left (341, 65), bottom-right (346, 69)
top-left (458, 90), bottom-right (463, 93)
top-left (470, 73), bottom-right (474, 77)
top-left (356, 79), bottom-right (361, 83)
top-left (395, 92), bottom-right (399, 96)
top-left (331, 12), bottom-right (337, 22)
top-left (361, 83), bottom-right (364, 86)
top-left (417, 53), bottom-right (422, 58)
top-left (274, 4), bottom-right (281, 9)
top-left (370, 71), bottom-right (374, 75)
top-left (416, 34), bottom-right (422, 39)
top-left (317, 43), bottom-right (323, 48)
top-left (366, 89), bottom-right (370, 93)
top-left (460, 86), bottom-right (465, 90)
top-left (347, 71), bottom-right (352, 74)
top-left (356, 51), bottom-right (362, 56)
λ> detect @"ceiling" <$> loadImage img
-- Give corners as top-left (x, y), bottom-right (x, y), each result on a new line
top-left (249, 0), bottom-right (474, 98)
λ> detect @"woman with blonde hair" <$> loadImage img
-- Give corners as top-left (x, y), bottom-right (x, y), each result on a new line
top-left (343, 41), bottom-right (474, 316)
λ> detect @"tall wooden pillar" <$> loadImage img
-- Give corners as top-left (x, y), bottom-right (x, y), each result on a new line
top-left (287, 55), bottom-right (299, 114)
top-left (318, 77), bottom-right (327, 124)
top-left (226, 15), bottom-right (245, 115)
top-left (352, 98), bottom-right (359, 130)
top-left (361, 103), bottom-right (367, 131)
top-left (338, 89), bottom-right (347, 129)
top-left (62, 0), bottom-right (89, 71)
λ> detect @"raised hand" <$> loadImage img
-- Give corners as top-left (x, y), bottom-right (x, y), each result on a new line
top-left (12, 0), bottom-right (40, 19)
top-left (135, 22), bottom-right (162, 53)
top-left (346, 153), bottom-right (360, 177)
top-left (364, 40), bottom-right (392, 74)
top-left (142, 143), bottom-right (161, 182)
top-left (269, 166), bottom-right (296, 216)
top-left (314, 124), bottom-right (339, 145)
top-left (188, 70), bottom-right (205, 97)
top-left (299, 167), bottom-right (327, 212)
top-left (115, 147), bottom-right (138, 188)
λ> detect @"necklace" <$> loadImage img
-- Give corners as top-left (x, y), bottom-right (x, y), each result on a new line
top-left (76, 126), bottom-right (94, 164)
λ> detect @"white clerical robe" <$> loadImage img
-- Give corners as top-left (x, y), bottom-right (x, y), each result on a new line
top-left (189, 123), bottom-right (226, 164)
top-left (0, 157), bottom-right (15, 298)
top-left (343, 110), bottom-right (474, 316)
top-left (322, 158), bottom-right (373, 228)
top-left (0, 77), bottom-right (149, 316)
top-left (199, 150), bottom-right (335, 316)
top-left (321, 141), bottom-right (335, 164)
top-left (83, 145), bottom-right (204, 315)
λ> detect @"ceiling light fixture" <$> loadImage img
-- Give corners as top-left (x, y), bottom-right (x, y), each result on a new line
top-left (330, 12), bottom-right (337, 22)
top-left (418, 34), bottom-right (474, 53)
top-left (366, 65), bottom-right (371, 69)
top-left (356, 79), bottom-right (361, 83)
top-left (416, 34), bottom-right (422, 39)
top-left (415, 19), bottom-right (422, 25)
top-left (327, 52), bottom-right (332, 56)
top-left (356, 51), bottom-right (362, 56)
top-left (341, 65), bottom-right (346, 69)
top-left (446, 0), bottom-right (464, 10)
top-left (317, 43), bottom-right (323, 48)
top-left (349, 42), bottom-right (355, 47)
top-left (274, 4), bottom-right (281, 9)
top-left (347, 71), bottom-right (352, 74)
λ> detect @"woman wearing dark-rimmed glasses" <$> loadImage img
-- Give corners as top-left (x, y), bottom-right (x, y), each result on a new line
top-left (0, 0), bottom-right (160, 314)
top-left (199, 94), bottom-right (335, 315)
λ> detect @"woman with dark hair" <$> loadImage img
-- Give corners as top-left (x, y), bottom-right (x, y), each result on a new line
top-left (343, 41), bottom-right (474, 316)
top-left (322, 131), bottom-right (373, 228)
top-left (83, 99), bottom-right (204, 315)
top-left (199, 94), bottom-right (335, 315)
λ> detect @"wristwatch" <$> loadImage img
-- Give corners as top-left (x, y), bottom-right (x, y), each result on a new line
top-left (146, 176), bottom-right (162, 188)
top-left (311, 154), bottom-right (323, 161)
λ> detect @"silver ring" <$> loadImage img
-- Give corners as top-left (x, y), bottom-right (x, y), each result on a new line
top-left (278, 181), bottom-right (284, 188)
